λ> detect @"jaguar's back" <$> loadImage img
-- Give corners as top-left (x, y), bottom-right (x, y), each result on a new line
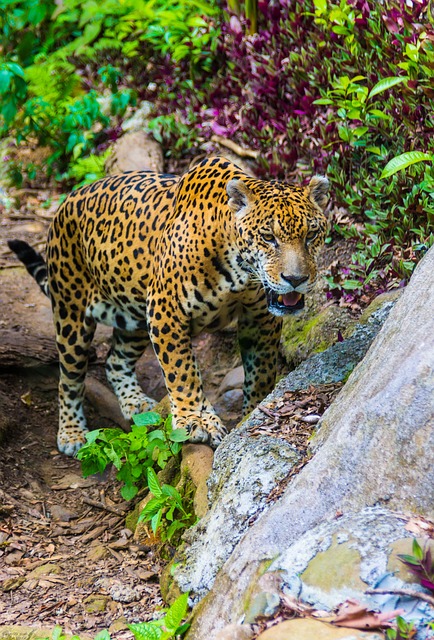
top-left (47, 171), bottom-right (180, 307)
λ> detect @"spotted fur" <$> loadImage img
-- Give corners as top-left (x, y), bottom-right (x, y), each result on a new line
top-left (9, 157), bottom-right (329, 455)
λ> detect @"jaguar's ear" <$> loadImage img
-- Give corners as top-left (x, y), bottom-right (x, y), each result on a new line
top-left (227, 179), bottom-right (253, 217)
top-left (307, 175), bottom-right (329, 211)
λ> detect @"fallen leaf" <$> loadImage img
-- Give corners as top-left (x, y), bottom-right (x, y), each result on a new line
top-left (332, 599), bottom-right (404, 630)
top-left (405, 516), bottom-right (434, 537)
top-left (20, 391), bottom-right (32, 406)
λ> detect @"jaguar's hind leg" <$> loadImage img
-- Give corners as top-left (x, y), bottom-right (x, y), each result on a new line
top-left (55, 309), bottom-right (96, 456)
top-left (106, 328), bottom-right (157, 419)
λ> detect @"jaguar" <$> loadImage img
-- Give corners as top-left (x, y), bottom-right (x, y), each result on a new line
top-left (9, 157), bottom-right (329, 455)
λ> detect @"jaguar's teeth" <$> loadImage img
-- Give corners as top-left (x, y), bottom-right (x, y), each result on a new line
top-left (277, 295), bottom-right (283, 303)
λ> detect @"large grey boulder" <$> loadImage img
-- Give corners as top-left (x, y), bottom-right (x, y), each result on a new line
top-left (172, 289), bottom-right (397, 603)
top-left (176, 436), bottom-right (300, 601)
top-left (185, 245), bottom-right (434, 638)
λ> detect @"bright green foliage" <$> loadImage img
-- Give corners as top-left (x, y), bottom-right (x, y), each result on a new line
top-left (381, 152), bottom-right (433, 179)
top-left (0, 62), bottom-right (27, 124)
top-left (128, 592), bottom-right (190, 640)
top-left (67, 149), bottom-right (112, 186)
top-left (0, 0), bottom-right (221, 184)
top-left (386, 617), bottom-right (417, 640)
top-left (76, 412), bottom-right (189, 501)
top-left (138, 468), bottom-right (196, 542)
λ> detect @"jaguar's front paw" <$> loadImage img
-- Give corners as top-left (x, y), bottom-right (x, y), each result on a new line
top-left (57, 425), bottom-right (89, 457)
top-left (175, 413), bottom-right (228, 449)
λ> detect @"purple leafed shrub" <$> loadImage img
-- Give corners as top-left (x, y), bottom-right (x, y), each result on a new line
top-left (144, 0), bottom-right (434, 306)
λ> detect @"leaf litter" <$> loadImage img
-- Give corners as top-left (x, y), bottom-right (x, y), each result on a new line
top-left (0, 374), bottom-right (163, 638)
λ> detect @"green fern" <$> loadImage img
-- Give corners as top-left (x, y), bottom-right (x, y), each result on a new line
top-left (68, 149), bottom-right (111, 185)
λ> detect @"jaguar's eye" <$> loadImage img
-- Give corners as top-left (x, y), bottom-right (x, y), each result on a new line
top-left (306, 229), bottom-right (318, 242)
top-left (261, 232), bottom-right (277, 246)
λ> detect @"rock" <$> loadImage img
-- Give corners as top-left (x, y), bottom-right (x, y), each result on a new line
top-left (106, 130), bottom-right (163, 174)
top-left (183, 246), bottom-right (434, 637)
top-left (274, 296), bottom-right (396, 392)
top-left (86, 544), bottom-right (109, 562)
top-left (280, 288), bottom-right (348, 368)
top-left (214, 624), bottom-right (254, 640)
top-left (213, 389), bottom-right (244, 425)
top-left (272, 507), bottom-right (431, 611)
top-left (1, 576), bottom-right (25, 592)
top-left (217, 366), bottom-right (244, 395)
top-left (256, 619), bottom-right (383, 640)
top-left (97, 577), bottom-right (140, 603)
top-left (49, 504), bottom-right (77, 522)
top-left (108, 618), bottom-right (128, 633)
top-left (244, 591), bottom-right (280, 623)
top-left (0, 626), bottom-right (91, 640)
top-left (174, 289), bottom-right (396, 608)
top-left (27, 563), bottom-right (61, 579)
top-left (173, 435), bottom-right (299, 602)
top-left (83, 594), bottom-right (110, 613)
top-left (180, 444), bottom-right (214, 518)
top-left (85, 376), bottom-right (131, 432)
top-left (121, 102), bottom-right (153, 132)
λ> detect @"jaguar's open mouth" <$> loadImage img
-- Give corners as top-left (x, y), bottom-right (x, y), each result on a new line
top-left (266, 289), bottom-right (305, 316)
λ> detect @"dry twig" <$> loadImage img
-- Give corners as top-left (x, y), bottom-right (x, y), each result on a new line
top-left (211, 134), bottom-right (259, 159)
top-left (366, 587), bottom-right (434, 607)
top-left (82, 497), bottom-right (126, 517)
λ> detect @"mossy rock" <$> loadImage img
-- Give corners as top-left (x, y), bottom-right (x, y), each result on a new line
top-left (125, 503), bottom-right (141, 533)
top-left (281, 305), bottom-right (347, 367)
top-left (160, 560), bottom-right (182, 604)
top-left (301, 538), bottom-right (366, 592)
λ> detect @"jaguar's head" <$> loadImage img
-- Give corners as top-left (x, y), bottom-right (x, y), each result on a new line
top-left (227, 175), bottom-right (329, 317)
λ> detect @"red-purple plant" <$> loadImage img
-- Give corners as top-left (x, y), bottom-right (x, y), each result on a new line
top-left (398, 539), bottom-right (434, 592)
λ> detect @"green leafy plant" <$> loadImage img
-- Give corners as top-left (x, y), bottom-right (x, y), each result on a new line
top-left (147, 113), bottom-right (198, 157)
top-left (128, 592), bottom-right (190, 640)
top-left (386, 616), bottom-right (417, 640)
top-left (43, 626), bottom-right (111, 640)
top-left (314, 74), bottom-right (408, 149)
top-left (138, 467), bottom-right (196, 543)
top-left (0, 0), bottom-right (220, 185)
top-left (67, 148), bottom-right (111, 186)
top-left (44, 601), bottom-right (191, 640)
top-left (0, 62), bottom-right (27, 127)
top-left (381, 151), bottom-right (434, 179)
top-left (76, 412), bottom-right (188, 500)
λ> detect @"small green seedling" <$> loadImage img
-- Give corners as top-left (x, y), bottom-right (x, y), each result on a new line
top-left (138, 467), bottom-right (196, 542)
top-left (128, 592), bottom-right (190, 639)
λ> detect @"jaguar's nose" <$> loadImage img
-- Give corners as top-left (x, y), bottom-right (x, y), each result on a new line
top-left (281, 274), bottom-right (308, 289)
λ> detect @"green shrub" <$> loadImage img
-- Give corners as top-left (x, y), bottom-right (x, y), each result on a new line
top-left (0, 0), bottom-right (221, 183)
top-left (76, 412), bottom-right (188, 500)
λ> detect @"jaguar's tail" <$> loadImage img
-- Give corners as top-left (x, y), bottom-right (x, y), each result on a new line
top-left (8, 239), bottom-right (50, 297)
